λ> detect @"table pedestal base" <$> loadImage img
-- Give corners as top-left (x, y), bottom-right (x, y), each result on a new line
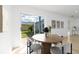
top-left (41, 42), bottom-right (51, 54)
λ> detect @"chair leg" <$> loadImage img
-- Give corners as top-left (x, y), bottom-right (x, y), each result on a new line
top-left (70, 43), bottom-right (72, 54)
top-left (62, 46), bottom-right (64, 54)
top-left (61, 41), bottom-right (64, 54)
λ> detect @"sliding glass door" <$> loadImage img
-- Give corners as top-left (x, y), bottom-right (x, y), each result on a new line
top-left (21, 15), bottom-right (44, 38)
top-left (34, 16), bottom-right (44, 34)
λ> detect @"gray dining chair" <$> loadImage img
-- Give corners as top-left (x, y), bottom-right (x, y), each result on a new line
top-left (51, 41), bottom-right (72, 54)
top-left (51, 42), bottom-right (64, 54)
top-left (50, 36), bottom-right (64, 54)
top-left (27, 37), bottom-right (41, 54)
top-left (62, 43), bottom-right (72, 54)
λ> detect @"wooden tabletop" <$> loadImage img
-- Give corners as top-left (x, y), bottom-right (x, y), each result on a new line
top-left (32, 33), bottom-right (64, 43)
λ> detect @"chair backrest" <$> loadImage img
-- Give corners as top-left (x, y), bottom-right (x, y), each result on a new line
top-left (27, 37), bottom-right (33, 47)
top-left (27, 37), bottom-right (33, 54)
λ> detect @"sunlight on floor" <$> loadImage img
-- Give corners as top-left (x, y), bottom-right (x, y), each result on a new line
top-left (12, 37), bottom-right (28, 54)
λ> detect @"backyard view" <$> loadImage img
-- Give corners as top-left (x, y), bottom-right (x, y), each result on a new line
top-left (21, 16), bottom-right (34, 43)
top-left (21, 24), bottom-right (33, 38)
top-left (21, 15), bottom-right (44, 43)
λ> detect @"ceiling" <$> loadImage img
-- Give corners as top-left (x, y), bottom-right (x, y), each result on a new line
top-left (28, 5), bottom-right (79, 18)
top-left (14, 5), bottom-right (79, 18)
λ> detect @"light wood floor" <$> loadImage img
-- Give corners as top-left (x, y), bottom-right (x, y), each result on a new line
top-left (70, 35), bottom-right (79, 54)
top-left (12, 35), bottom-right (79, 54)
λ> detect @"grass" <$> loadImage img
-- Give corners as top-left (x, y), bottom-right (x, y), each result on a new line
top-left (21, 33), bottom-right (27, 38)
top-left (21, 24), bottom-right (33, 38)
top-left (21, 30), bottom-right (33, 38)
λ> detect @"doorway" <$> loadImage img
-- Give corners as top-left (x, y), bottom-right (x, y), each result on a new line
top-left (21, 15), bottom-right (44, 44)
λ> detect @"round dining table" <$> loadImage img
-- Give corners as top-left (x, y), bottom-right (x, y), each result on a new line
top-left (32, 33), bottom-right (64, 54)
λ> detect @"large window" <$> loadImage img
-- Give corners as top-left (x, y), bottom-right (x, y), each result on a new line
top-left (21, 15), bottom-right (44, 38)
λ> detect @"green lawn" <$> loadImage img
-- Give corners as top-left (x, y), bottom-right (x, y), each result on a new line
top-left (21, 33), bottom-right (27, 38)
top-left (21, 30), bottom-right (33, 38)
top-left (21, 24), bottom-right (33, 38)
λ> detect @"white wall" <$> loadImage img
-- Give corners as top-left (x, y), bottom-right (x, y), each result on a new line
top-left (44, 14), bottom-right (69, 36)
top-left (70, 18), bottom-right (79, 29)
top-left (0, 6), bottom-right (11, 53)
top-left (69, 18), bottom-right (79, 35)
top-left (0, 6), bottom-right (21, 53)
top-left (3, 6), bottom-right (21, 48)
